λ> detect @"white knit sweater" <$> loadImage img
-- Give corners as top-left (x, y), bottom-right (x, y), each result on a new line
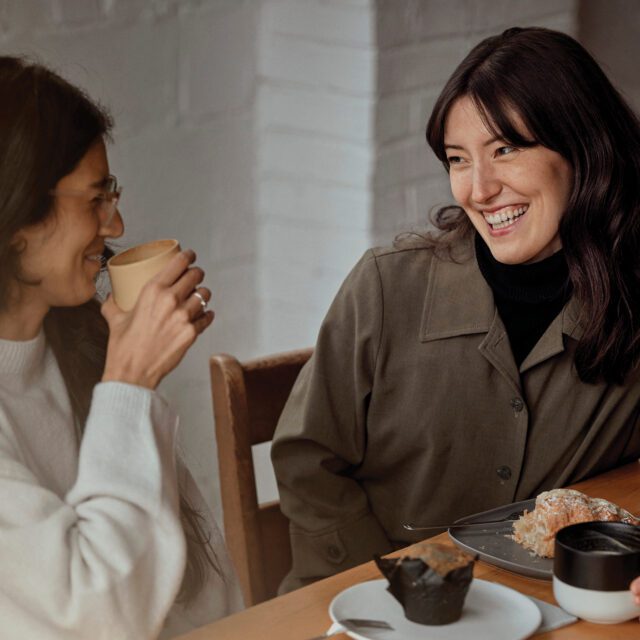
top-left (0, 331), bottom-right (243, 639)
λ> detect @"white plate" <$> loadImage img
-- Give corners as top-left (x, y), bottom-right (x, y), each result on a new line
top-left (329, 579), bottom-right (542, 640)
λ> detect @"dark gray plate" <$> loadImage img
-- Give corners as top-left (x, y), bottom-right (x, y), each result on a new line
top-left (448, 499), bottom-right (553, 580)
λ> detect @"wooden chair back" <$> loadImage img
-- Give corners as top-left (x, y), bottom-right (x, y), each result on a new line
top-left (209, 348), bottom-right (313, 606)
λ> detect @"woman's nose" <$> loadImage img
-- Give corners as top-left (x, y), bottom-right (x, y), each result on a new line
top-left (471, 163), bottom-right (502, 204)
top-left (99, 208), bottom-right (124, 239)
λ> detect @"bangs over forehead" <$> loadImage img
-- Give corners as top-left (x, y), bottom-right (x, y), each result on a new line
top-left (451, 90), bottom-right (539, 151)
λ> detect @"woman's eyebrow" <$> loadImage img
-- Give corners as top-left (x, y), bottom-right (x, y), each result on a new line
top-left (444, 136), bottom-right (502, 151)
top-left (88, 176), bottom-right (110, 189)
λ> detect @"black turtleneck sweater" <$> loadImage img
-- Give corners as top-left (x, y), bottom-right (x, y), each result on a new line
top-left (475, 233), bottom-right (573, 367)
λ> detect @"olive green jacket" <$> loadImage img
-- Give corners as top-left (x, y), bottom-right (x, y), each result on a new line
top-left (271, 239), bottom-right (640, 592)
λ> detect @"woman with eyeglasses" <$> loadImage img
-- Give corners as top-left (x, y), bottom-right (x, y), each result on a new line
top-left (272, 27), bottom-right (640, 595)
top-left (0, 58), bottom-right (242, 637)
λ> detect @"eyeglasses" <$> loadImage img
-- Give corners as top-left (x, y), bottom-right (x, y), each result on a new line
top-left (49, 175), bottom-right (122, 226)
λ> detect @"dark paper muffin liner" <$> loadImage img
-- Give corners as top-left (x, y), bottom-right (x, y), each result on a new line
top-left (375, 552), bottom-right (475, 625)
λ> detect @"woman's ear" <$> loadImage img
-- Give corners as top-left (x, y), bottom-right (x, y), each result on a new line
top-left (10, 229), bottom-right (28, 252)
top-left (10, 216), bottom-right (50, 251)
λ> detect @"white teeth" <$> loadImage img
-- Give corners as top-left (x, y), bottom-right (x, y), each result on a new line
top-left (484, 205), bottom-right (528, 228)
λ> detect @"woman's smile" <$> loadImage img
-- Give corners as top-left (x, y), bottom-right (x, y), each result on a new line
top-left (84, 252), bottom-right (104, 267)
top-left (482, 204), bottom-right (529, 230)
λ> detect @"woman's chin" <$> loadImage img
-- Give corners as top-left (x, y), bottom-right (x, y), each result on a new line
top-left (64, 281), bottom-right (98, 307)
top-left (482, 236), bottom-right (539, 265)
top-left (478, 236), bottom-right (525, 265)
top-left (490, 250), bottom-right (527, 265)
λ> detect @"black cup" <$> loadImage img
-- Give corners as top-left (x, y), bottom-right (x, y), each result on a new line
top-left (554, 521), bottom-right (640, 591)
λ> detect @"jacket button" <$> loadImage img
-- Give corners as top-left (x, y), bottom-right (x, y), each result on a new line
top-left (510, 398), bottom-right (524, 412)
top-left (327, 544), bottom-right (342, 560)
top-left (496, 465), bottom-right (512, 481)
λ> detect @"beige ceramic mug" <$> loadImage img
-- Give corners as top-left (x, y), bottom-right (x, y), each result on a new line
top-left (107, 239), bottom-right (181, 311)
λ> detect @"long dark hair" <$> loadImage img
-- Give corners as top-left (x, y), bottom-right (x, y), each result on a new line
top-left (425, 27), bottom-right (640, 384)
top-left (0, 56), bottom-right (218, 602)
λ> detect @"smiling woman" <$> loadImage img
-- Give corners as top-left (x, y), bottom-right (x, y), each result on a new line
top-left (425, 26), bottom-right (640, 384)
top-left (443, 98), bottom-right (573, 265)
top-left (13, 141), bottom-right (123, 325)
top-left (0, 57), bottom-right (242, 638)
top-left (271, 27), bottom-right (640, 597)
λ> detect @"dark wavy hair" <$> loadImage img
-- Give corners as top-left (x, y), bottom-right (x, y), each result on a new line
top-left (425, 27), bottom-right (640, 385)
top-left (0, 56), bottom-right (218, 603)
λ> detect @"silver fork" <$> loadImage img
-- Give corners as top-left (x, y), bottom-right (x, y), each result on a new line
top-left (403, 509), bottom-right (526, 531)
top-left (306, 617), bottom-right (394, 639)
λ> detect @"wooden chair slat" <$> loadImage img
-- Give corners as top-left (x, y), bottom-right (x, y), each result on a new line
top-left (210, 348), bottom-right (313, 605)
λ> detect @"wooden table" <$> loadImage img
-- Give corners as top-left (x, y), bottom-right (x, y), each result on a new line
top-left (179, 462), bottom-right (640, 639)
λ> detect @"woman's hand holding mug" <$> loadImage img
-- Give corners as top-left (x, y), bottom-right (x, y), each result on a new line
top-left (101, 246), bottom-right (214, 390)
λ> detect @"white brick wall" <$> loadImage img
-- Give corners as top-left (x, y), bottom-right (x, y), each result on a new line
top-left (264, 0), bottom-right (374, 46)
top-left (178, 2), bottom-right (257, 122)
top-left (259, 177), bottom-right (370, 228)
top-left (580, 0), bottom-right (640, 114)
top-left (260, 131), bottom-right (371, 186)
top-left (377, 0), bottom-right (472, 47)
top-left (378, 36), bottom-right (468, 95)
top-left (258, 84), bottom-right (371, 142)
top-left (466, 0), bottom-right (578, 35)
top-left (51, 0), bottom-right (104, 25)
top-left (256, 0), bottom-right (377, 357)
top-left (259, 36), bottom-right (375, 94)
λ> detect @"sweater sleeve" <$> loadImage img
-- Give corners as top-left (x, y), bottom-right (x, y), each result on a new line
top-left (271, 250), bottom-right (392, 592)
top-left (0, 382), bottom-right (186, 640)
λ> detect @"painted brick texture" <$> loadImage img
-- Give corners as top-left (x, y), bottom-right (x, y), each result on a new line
top-left (257, 0), bottom-right (376, 353)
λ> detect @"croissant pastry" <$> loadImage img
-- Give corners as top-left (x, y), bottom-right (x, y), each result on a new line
top-left (512, 488), bottom-right (640, 558)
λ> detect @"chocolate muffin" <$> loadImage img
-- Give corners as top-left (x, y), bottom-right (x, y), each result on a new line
top-left (375, 542), bottom-right (476, 625)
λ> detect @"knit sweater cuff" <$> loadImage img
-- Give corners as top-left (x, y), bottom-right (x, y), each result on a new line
top-left (92, 382), bottom-right (173, 419)
top-left (67, 382), bottom-right (180, 516)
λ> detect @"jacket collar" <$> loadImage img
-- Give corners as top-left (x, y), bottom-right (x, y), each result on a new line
top-left (419, 237), bottom-right (584, 371)
top-left (419, 241), bottom-right (494, 342)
